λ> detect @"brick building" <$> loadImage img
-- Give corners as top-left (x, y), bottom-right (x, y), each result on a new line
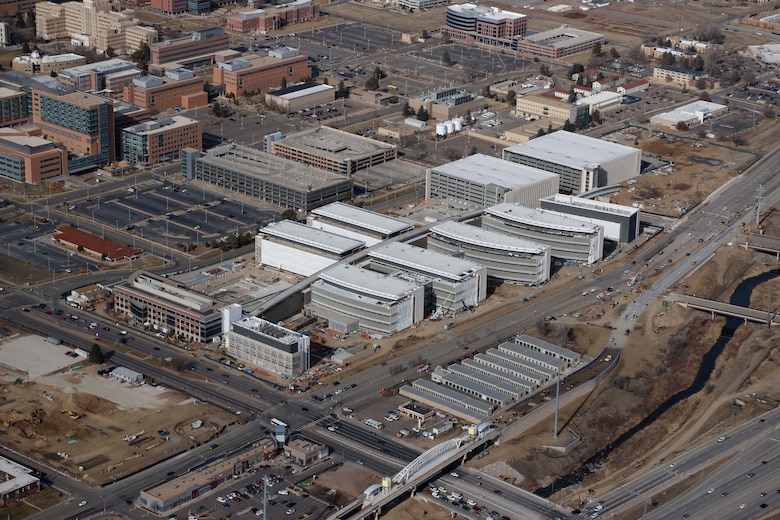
top-left (212, 52), bottom-right (310, 98)
top-left (122, 69), bottom-right (206, 113)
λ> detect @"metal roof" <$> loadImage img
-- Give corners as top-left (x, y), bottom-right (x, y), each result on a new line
top-left (261, 220), bottom-right (364, 255)
top-left (541, 194), bottom-right (638, 217)
top-left (319, 264), bottom-right (422, 300)
top-left (430, 154), bottom-right (558, 189)
top-left (514, 334), bottom-right (581, 361)
top-left (504, 131), bottom-right (638, 171)
top-left (485, 203), bottom-right (601, 234)
top-left (312, 202), bottom-right (413, 235)
top-left (430, 220), bottom-right (548, 254)
top-left (369, 242), bottom-right (484, 280)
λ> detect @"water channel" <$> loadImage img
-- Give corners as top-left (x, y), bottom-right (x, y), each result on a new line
top-left (536, 269), bottom-right (779, 498)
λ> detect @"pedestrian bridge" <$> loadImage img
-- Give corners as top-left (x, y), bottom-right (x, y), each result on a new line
top-left (391, 435), bottom-right (471, 486)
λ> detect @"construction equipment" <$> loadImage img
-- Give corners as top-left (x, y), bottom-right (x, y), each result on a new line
top-left (61, 409), bottom-right (81, 420)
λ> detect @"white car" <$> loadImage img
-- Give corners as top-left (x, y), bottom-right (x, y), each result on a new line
top-left (450, 471), bottom-right (460, 478)
top-left (278, 490), bottom-right (289, 495)
top-left (466, 499), bottom-right (477, 506)
top-left (119, 330), bottom-right (128, 335)
top-left (78, 500), bottom-right (88, 507)
top-left (739, 503), bottom-right (747, 509)
top-left (286, 509), bottom-right (296, 515)
top-left (255, 510), bottom-right (264, 517)
top-left (216, 496), bottom-right (227, 503)
top-left (707, 488), bottom-right (716, 494)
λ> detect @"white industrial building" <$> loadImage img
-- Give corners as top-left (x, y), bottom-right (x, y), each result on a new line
top-left (428, 220), bottom-right (551, 285)
top-left (425, 154), bottom-right (559, 208)
top-left (227, 316), bottom-right (310, 378)
top-left (256, 220), bottom-right (365, 276)
top-left (539, 194), bottom-right (640, 243)
top-left (308, 264), bottom-right (425, 334)
top-left (576, 91), bottom-right (623, 112)
top-left (399, 379), bottom-right (494, 424)
top-left (307, 202), bottom-right (414, 247)
top-left (503, 131), bottom-right (641, 194)
top-left (482, 203), bottom-right (604, 264)
top-left (366, 241), bottom-right (488, 313)
top-left (111, 367), bottom-right (143, 384)
top-left (649, 100), bottom-right (728, 130)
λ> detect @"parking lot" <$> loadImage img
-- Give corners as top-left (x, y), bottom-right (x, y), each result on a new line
top-left (192, 469), bottom-right (329, 519)
top-left (0, 219), bottom-right (97, 275)
top-left (70, 182), bottom-right (278, 254)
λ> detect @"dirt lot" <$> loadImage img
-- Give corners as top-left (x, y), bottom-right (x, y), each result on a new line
top-left (0, 339), bottom-right (236, 486)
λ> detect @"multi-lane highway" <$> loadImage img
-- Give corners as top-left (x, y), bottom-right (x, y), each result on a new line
top-left (597, 408), bottom-right (780, 519)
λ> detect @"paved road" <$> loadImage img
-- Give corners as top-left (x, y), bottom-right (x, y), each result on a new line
top-left (596, 408), bottom-right (780, 519)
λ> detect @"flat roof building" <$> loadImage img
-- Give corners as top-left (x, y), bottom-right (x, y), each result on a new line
top-left (428, 220), bottom-right (551, 285)
top-left (503, 131), bottom-right (641, 194)
top-left (213, 53), bottom-right (311, 98)
top-left (308, 201), bottom-right (413, 246)
top-left (113, 270), bottom-right (223, 343)
top-left (426, 154), bottom-right (559, 208)
top-left (515, 27), bottom-right (605, 58)
top-left (308, 264), bottom-right (425, 335)
top-left (228, 316), bottom-right (310, 378)
top-left (443, 4), bottom-right (527, 48)
top-left (56, 59), bottom-right (139, 92)
top-left (226, 1), bottom-right (320, 35)
top-left (399, 379), bottom-right (494, 424)
top-left (111, 366), bottom-right (143, 384)
top-left (284, 436), bottom-right (328, 467)
top-left (367, 241), bottom-right (488, 313)
top-left (265, 82), bottom-right (335, 114)
top-left (650, 100), bottom-right (728, 130)
top-left (256, 220), bottom-right (365, 277)
top-left (515, 94), bottom-right (590, 125)
top-left (482, 203), bottom-right (603, 264)
top-left (122, 115), bottom-right (202, 167)
top-left (0, 456), bottom-right (40, 507)
top-left (540, 193), bottom-right (640, 243)
top-left (150, 27), bottom-right (229, 66)
top-left (270, 126), bottom-right (397, 176)
top-left (139, 440), bottom-right (275, 514)
top-left (184, 144), bottom-right (354, 211)
top-left (31, 90), bottom-right (115, 173)
top-left (0, 87), bottom-right (30, 128)
top-left (12, 52), bottom-right (86, 75)
top-left (409, 86), bottom-right (485, 121)
top-left (123, 69), bottom-right (207, 113)
top-left (0, 129), bottom-right (67, 184)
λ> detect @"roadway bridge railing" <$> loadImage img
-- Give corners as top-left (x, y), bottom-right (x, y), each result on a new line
top-left (669, 292), bottom-right (779, 325)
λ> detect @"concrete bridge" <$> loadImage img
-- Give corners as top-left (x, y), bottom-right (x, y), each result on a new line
top-left (668, 292), bottom-right (778, 325)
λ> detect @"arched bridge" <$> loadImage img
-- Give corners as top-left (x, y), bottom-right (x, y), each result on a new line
top-left (392, 435), bottom-right (471, 485)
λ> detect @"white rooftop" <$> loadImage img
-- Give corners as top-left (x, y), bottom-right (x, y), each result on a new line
top-left (124, 115), bottom-right (199, 135)
top-left (576, 91), bottom-right (623, 106)
top-left (319, 264), bottom-right (422, 300)
top-left (313, 202), bottom-right (413, 235)
top-left (651, 100), bottom-right (727, 124)
top-left (542, 194), bottom-right (638, 217)
top-left (485, 203), bottom-right (601, 233)
top-left (276, 84), bottom-right (334, 100)
top-left (431, 154), bottom-right (558, 189)
top-left (0, 457), bottom-right (38, 496)
top-left (262, 220), bottom-right (365, 255)
top-left (504, 131), bottom-right (638, 171)
top-left (431, 220), bottom-right (548, 254)
top-left (369, 242), bottom-right (484, 280)
top-left (448, 3), bottom-right (525, 21)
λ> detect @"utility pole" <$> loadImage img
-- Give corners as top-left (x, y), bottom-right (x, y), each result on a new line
top-left (755, 183), bottom-right (765, 228)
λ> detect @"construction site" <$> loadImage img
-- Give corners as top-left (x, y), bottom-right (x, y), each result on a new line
top-left (0, 335), bottom-right (236, 487)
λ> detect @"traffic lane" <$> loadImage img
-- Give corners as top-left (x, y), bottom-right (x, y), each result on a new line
top-left (303, 428), bottom-right (403, 476)
top-left (438, 475), bottom-right (550, 519)
top-left (321, 419), bottom-right (418, 462)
